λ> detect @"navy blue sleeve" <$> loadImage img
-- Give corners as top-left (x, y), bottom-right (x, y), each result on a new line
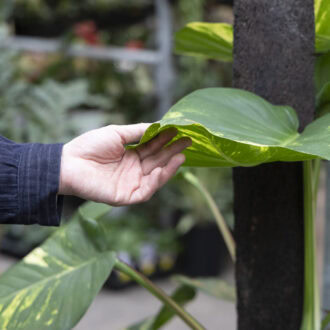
top-left (0, 135), bottom-right (64, 226)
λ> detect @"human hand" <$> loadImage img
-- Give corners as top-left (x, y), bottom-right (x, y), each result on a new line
top-left (58, 124), bottom-right (191, 205)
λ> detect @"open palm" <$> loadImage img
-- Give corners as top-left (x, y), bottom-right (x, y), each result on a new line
top-left (59, 123), bottom-right (191, 205)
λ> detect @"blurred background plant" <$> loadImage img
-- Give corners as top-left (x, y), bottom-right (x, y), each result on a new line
top-left (176, 168), bottom-right (233, 233)
top-left (0, 50), bottom-right (111, 143)
top-left (0, 0), bottom-right (234, 289)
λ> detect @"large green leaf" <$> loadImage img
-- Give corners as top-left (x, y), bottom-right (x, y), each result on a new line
top-left (125, 285), bottom-right (196, 330)
top-left (132, 88), bottom-right (330, 167)
top-left (315, 0), bottom-right (330, 53)
top-left (0, 202), bottom-right (116, 330)
top-left (174, 22), bottom-right (233, 62)
top-left (173, 275), bottom-right (236, 302)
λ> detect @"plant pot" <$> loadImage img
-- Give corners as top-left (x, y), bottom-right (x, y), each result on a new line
top-left (177, 222), bottom-right (228, 277)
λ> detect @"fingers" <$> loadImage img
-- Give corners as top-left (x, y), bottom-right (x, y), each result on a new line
top-left (158, 153), bottom-right (186, 187)
top-left (131, 153), bottom-right (186, 203)
top-left (111, 123), bottom-right (151, 144)
top-left (141, 137), bottom-right (191, 175)
top-left (136, 128), bottom-right (178, 160)
top-left (135, 167), bottom-right (163, 202)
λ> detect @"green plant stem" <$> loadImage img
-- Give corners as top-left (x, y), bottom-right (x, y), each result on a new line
top-left (114, 260), bottom-right (205, 330)
top-left (183, 171), bottom-right (236, 262)
top-left (313, 159), bottom-right (321, 213)
top-left (301, 160), bottom-right (320, 330)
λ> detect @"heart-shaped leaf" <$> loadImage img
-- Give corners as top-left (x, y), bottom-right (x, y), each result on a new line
top-left (174, 22), bottom-right (233, 62)
top-left (173, 275), bottom-right (236, 302)
top-left (0, 202), bottom-right (116, 330)
top-left (132, 88), bottom-right (330, 167)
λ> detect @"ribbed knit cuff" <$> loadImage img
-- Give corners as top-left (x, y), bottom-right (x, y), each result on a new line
top-left (18, 143), bottom-right (64, 226)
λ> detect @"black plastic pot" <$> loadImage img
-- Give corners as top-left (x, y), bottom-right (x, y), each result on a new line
top-left (177, 223), bottom-right (228, 277)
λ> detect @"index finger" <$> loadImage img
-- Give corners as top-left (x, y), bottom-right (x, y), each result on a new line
top-left (111, 123), bottom-right (151, 144)
top-left (136, 128), bottom-right (178, 160)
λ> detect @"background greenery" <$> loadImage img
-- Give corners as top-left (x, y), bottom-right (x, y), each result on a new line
top-left (0, 0), bottom-right (234, 284)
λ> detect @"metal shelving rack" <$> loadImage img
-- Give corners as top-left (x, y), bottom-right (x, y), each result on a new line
top-left (1, 0), bottom-right (174, 118)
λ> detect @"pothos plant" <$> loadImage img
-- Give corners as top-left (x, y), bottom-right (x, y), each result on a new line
top-left (0, 1), bottom-right (330, 330)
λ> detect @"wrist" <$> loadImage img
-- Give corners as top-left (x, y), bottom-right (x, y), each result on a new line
top-left (58, 144), bottom-right (72, 195)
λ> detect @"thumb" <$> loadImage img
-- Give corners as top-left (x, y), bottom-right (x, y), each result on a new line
top-left (112, 123), bottom-right (151, 144)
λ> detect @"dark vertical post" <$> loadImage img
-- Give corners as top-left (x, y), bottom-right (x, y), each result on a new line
top-left (233, 1), bottom-right (315, 329)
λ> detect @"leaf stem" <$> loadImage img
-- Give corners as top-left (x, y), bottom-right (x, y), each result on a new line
top-left (114, 260), bottom-right (205, 330)
top-left (301, 160), bottom-right (320, 330)
top-left (182, 171), bottom-right (236, 262)
top-left (312, 159), bottom-right (321, 213)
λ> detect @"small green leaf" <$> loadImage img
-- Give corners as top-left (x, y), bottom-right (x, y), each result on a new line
top-left (0, 203), bottom-right (116, 330)
top-left (78, 201), bottom-right (113, 252)
top-left (315, 53), bottom-right (330, 94)
top-left (125, 285), bottom-right (196, 330)
top-left (322, 312), bottom-right (330, 330)
top-left (174, 22), bottom-right (233, 62)
top-left (173, 275), bottom-right (236, 302)
top-left (315, 0), bottom-right (330, 53)
top-left (317, 82), bottom-right (330, 110)
top-left (132, 88), bottom-right (330, 167)
top-left (315, 53), bottom-right (330, 115)
top-left (79, 201), bottom-right (111, 223)
top-left (152, 285), bottom-right (196, 329)
top-left (125, 318), bottom-right (154, 330)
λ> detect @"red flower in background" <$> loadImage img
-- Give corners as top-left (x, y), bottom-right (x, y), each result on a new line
top-left (125, 40), bottom-right (144, 50)
top-left (74, 20), bottom-right (101, 45)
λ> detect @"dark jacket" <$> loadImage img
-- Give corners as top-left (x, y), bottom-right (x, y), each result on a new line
top-left (0, 135), bottom-right (63, 226)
